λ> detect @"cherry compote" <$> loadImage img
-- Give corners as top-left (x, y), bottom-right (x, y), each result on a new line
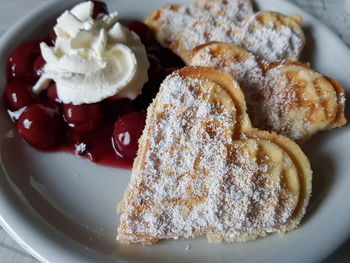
top-left (17, 104), bottom-right (63, 149)
top-left (5, 79), bottom-right (36, 110)
top-left (63, 103), bottom-right (103, 132)
top-left (113, 112), bottom-right (147, 160)
top-left (4, 7), bottom-right (185, 169)
top-left (127, 20), bottom-right (153, 46)
top-left (46, 83), bottom-right (60, 102)
top-left (92, 1), bottom-right (109, 19)
top-left (33, 55), bottom-right (46, 78)
top-left (7, 40), bottom-right (41, 80)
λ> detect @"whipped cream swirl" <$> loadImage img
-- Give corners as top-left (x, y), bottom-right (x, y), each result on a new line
top-left (33, 1), bottom-right (149, 104)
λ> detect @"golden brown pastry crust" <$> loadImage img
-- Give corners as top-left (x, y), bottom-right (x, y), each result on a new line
top-left (190, 42), bottom-right (346, 142)
top-left (117, 66), bottom-right (312, 244)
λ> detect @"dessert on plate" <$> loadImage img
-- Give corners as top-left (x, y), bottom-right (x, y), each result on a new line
top-left (117, 66), bottom-right (312, 244)
top-left (2, 0), bottom-right (347, 246)
top-left (146, 3), bottom-right (305, 63)
top-left (190, 42), bottom-right (346, 141)
top-left (146, 0), bottom-right (346, 141)
top-left (117, 0), bottom-right (347, 244)
top-left (4, 1), bottom-right (185, 168)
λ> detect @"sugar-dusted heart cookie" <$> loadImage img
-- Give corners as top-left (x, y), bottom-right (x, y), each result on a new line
top-left (145, 2), bottom-right (305, 64)
top-left (194, 0), bottom-right (254, 22)
top-left (239, 11), bottom-right (305, 62)
top-left (145, 0), bottom-right (254, 49)
top-left (174, 11), bottom-right (304, 63)
top-left (190, 42), bottom-right (346, 142)
top-left (173, 15), bottom-right (243, 63)
top-left (117, 66), bottom-right (312, 244)
top-left (190, 41), bottom-right (263, 89)
top-left (145, 4), bottom-right (203, 47)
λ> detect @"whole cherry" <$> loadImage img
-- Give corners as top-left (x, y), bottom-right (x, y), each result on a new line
top-left (7, 40), bottom-right (41, 80)
top-left (92, 1), bottom-right (109, 19)
top-left (5, 79), bottom-right (35, 110)
top-left (113, 111), bottom-right (146, 160)
top-left (17, 104), bottom-right (63, 149)
top-left (62, 103), bottom-right (103, 132)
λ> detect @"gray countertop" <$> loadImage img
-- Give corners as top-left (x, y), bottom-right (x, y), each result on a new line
top-left (0, 0), bottom-right (349, 262)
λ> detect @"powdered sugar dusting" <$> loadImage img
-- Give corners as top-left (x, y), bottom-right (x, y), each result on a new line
top-left (180, 16), bottom-right (243, 51)
top-left (149, 2), bottom-right (304, 63)
top-left (177, 12), bottom-right (304, 63)
top-left (190, 43), bottom-right (332, 141)
top-left (151, 5), bottom-right (204, 46)
top-left (241, 17), bottom-right (304, 62)
top-left (249, 71), bottom-right (308, 140)
top-left (195, 0), bottom-right (254, 22)
top-left (117, 73), bottom-right (298, 243)
top-left (190, 44), bottom-right (264, 89)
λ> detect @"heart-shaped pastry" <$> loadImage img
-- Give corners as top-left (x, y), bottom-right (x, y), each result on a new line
top-left (238, 11), bottom-right (305, 62)
top-left (146, 0), bottom-right (305, 64)
top-left (117, 67), bottom-right (312, 244)
top-left (145, 0), bottom-right (254, 49)
top-left (194, 0), bottom-right (254, 21)
top-left (145, 4), bottom-right (203, 47)
top-left (190, 42), bottom-right (346, 141)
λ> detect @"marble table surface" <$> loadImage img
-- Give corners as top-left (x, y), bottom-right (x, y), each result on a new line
top-left (0, 0), bottom-right (349, 262)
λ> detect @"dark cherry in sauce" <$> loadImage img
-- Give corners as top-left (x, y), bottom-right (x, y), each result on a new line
top-left (113, 112), bottom-right (147, 160)
top-left (7, 40), bottom-right (41, 80)
top-left (5, 79), bottom-right (36, 110)
top-left (17, 104), bottom-right (63, 149)
top-left (92, 1), bottom-right (109, 19)
top-left (4, 13), bottom-right (185, 169)
top-left (63, 103), bottom-right (103, 132)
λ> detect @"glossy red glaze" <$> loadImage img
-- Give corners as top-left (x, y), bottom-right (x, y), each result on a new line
top-left (113, 111), bottom-right (146, 160)
top-left (62, 103), bottom-right (103, 132)
top-left (60, 121), bottom-right (133, 169)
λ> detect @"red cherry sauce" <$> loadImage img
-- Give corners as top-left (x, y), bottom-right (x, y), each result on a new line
top-left (37, 99), bottom-right (138, 169)
top-left (4, 17), bottom-right (185, 169)
top-left (114, 112), bottom-right (147, 160)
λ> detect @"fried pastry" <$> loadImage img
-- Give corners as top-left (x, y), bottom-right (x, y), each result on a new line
top-left (239, 11), bottom-right (305, 62)
top-left (260, 61), bottom-right (346, 141)
top-left (117, 66), bottom-right (312, 244)
top-left (190, 41), bottom-right (263, 89)
top-left (174, 16), bottom-right (243, 63)
top-left (194, 0), bottom-right (254, 22)
top-left (175, 11), bottom-right (304, 63)
top-left (190, 42), bottom-right (346, 141)
top-left (145, 4), bottom-right (202, 47)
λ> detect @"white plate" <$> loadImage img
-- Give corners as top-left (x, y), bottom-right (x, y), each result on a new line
top-left (1, 0), bottom-right (350, 262)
